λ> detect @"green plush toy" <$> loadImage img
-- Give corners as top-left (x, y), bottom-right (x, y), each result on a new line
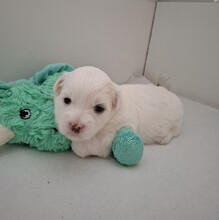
top-left (0, 64), bottom-right (144, 165)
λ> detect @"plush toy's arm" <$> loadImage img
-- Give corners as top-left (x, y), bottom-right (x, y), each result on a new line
top-left (0, 124), bottom-right (15, 146)
top-left (29, 63), bottom-right (74, 85)
top-left (112, 127), bottom-right (144, 166)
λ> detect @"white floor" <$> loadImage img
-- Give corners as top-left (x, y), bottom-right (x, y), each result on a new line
top-left (0, 97), bottom-right (219, 220)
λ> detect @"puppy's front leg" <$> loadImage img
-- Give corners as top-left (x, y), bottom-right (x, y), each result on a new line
top-left (71, 142), bottom-right (91, 158)
top-left (95, 132), bottom-right (117, 158)
top-left (71, 138), bottom-right (111, 158)
top-left (71, 132), bottom-right (116, 158)
top-left (97, 142), bottom-right (112, 158)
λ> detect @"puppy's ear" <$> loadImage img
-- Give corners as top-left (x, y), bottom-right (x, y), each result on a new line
top-left (54, 72), bottom-right (71, 95)
top-left (54, 76), bottom-right (65, 95)
top-left (54, 71), bottom-right (73, 95)
top-left (111, 83), bottom-right (120, 109)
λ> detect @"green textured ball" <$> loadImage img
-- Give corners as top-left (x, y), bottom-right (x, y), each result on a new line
top-left (112, 128), bottom-right (144, 166)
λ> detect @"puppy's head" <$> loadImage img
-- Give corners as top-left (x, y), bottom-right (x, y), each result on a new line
top-left (54, 66), bottom-right (119, 142)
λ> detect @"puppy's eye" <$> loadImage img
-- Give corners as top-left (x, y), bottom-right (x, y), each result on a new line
top-left (64, 97), bottom-right (71, 105)
top-left (94, 105), bottom-right (105, 114)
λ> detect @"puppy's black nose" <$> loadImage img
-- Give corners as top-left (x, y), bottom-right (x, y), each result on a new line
top-left (70, 123), bottom-right (84, 134)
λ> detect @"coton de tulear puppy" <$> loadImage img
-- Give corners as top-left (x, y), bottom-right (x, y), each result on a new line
top-left (54, 67), bottom-right (183, 158)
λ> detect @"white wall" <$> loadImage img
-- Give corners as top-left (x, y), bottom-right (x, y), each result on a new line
top-left (145, 2), bottom-right (219, 109)
top-left (0, 0), bottom-right (155, 83)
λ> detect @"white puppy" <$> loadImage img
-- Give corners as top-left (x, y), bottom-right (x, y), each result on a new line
top-left (54, 67), bottom-right (183, 158)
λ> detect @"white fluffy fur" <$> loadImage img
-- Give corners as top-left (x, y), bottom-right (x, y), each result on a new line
top-left (54, 67), bottom-right (183, 158)
top-left (0, 124), bottom-right (15, 146)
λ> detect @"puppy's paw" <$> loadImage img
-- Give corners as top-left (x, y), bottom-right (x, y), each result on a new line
top-left (71, 143), bottom-right (90, 158)
top-left (155, 133), bottom-right (172, 145)
top-left (97, 148), bottom-right (112, 158)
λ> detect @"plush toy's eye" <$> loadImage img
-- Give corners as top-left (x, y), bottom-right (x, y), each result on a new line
top-left (64, 97), bottom-right (71, 105)
top-left (20, 109), bottom-right (31, 120)
top-left (94, 105), bottom-right (105, 114)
